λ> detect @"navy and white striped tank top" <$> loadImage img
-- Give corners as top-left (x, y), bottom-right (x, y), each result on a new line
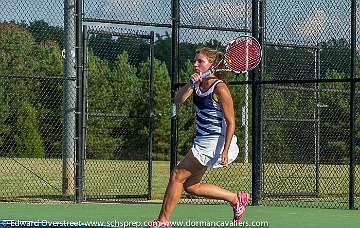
top-left (193, 80), bottom-right (226, 137)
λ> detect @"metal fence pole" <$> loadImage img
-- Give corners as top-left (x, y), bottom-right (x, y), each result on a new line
top-left (243, 73), bottom-right (249, 163)
top-left (82, 24), bottom-right (88, 200)
top-left (242, 1), bottom-right (250, 164)
top-left (62, 0), bottom-right (76, 196)
top-left (75, 0), bottom-right (84, 203)
top-left (251, 0), bottom-right (261, 206)
top-left (349, 0), bottom-right (357, 210)
top-left (315, 48), bottom-right (321, 196)
top-left (170, 0), bottom-right (180, 172)
top-left (148, 31), bottom-right (155, 200)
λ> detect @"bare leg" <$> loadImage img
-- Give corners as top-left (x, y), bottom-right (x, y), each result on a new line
top-left (183, 159), bottom-right (238, 205)
top-left (158, 151), bottom-right (203, 222)
top-left (158, 151), bottom-right (238, 222)
top-left (184, 183), bottom-right (238, 204)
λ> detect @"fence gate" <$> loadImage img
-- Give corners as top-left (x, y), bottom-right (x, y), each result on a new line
top-left (261, 44), bottom-right (322, 201)
top-left (83, 26), bottom-right (154, 201)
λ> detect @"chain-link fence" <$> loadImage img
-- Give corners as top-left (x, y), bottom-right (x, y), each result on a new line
top-left (356, 89), bottom-right (360, 210)
top-left (1, 0), bottom-right (359, 210)
top-left (0, 0), bottom-right (74, 202)
top-left (173, 0), bottom-right (359, 210)
top-left (0, 74), bottom-right (72, 202)
top-left (174, 0), bottom-right (252, 204)
top-left (83, 26), bottom-right (154, 201)
top-left (260, 0), bottom-right (358, 209)
top-left (0, 0), bottom-right (156, 203)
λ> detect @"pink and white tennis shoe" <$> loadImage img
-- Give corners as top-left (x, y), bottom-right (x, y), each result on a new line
top-left (231, 192), bottom-right (251, 222)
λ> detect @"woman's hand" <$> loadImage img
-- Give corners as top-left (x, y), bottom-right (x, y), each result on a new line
top-left (174, 74), bottom-right (197, 104)
top-left (220, 150), bottom-right (229, 167)
top-left (190, 72), bottom-right (202, 85)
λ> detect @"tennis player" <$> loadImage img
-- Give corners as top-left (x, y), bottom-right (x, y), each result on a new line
top-left (147, 47), bottom-right (250, 228)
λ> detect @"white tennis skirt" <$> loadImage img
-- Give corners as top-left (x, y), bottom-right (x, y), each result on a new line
top-left (191, 135), bottom-right (239, 168)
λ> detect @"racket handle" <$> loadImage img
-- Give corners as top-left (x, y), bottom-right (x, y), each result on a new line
top-left (190, 77), bottom-right (197, 85)
top-left (190, 70), bottom-right (213, 84)
top-left (200, 70), bottom-right (211, 78)
top-left (190, 70), bottom-right (212, 85)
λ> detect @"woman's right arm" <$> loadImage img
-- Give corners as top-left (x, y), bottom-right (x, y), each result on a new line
top-left (174, 82), bottom-right (194, 104)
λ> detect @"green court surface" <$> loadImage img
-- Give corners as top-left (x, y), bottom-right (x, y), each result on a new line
top-left (0, 202), bottom-right (359, 228)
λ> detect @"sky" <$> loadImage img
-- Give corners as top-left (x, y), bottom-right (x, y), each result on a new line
top-left (0, 0), bottom-right (359, 46)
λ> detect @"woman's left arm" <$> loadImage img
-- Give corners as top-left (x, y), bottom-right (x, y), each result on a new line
top-left (215, 83), bottom-right (235, 166)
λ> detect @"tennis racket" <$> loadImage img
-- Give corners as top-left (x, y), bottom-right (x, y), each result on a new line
top-left (200, 35), bottom-right (261, 78)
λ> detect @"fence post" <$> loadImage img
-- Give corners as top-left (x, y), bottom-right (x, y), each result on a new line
top-left (251, 0), bottom-right (266, 206)
top-left (170, 0), bottom-right (180, 172)
top-left (251, 0), bottom-right (261, 206)
top-left (349, 0), bottom-right (356, 210)
top-left (148, 31), bottom-right (155, 200)
top-left (75, 0), bottom-right (84, 203)
top-left (62, 0), bottom-right (76, 197)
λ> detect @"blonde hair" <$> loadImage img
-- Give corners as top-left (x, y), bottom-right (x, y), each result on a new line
top-left (195, 47), bottom-right (225, 80)
top-left (195, 47), bottom-right (223, 65)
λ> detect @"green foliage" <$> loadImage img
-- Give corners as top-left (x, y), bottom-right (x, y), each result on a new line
top-left (88, 33), bottom-right (149, 67)
top-left (111, 52), bottom-right (142, 113)
top-left (263, 123), bottom-right (290, 163)
top-left (0, 22), bottom-right (62, 158)
top-left (319, 70), bottom-right (350, 164)
top-left (12, 102), bottom-right (45, 158)
top-left (262, 86), bottom-right (290, 163)
top-left (139, 58), bottom-right (171, 160)
top-left (86, 51), bottom-right (117, 160)
top-left (0, 22), bottom-right (40, 157)
top-left (85, 50), bottom-right (172, 160)
top-left (0, 22), bottom-right (37, 73)
top-left (154, 33), bottom-right (172, 71)
top-left (152, 59), bottom-right (171, 159)
top-left (320, 38), bottom-right (351, 77)
top-left (155, 33), bottom-right (206, 72)
top-left (86, 51), bottom-right (150, 160)
top-left (0, 78), bottom-right (10, 148)
top-left (34, 41), bottom-right (64, 75)
top-left (109, 52), bottom-right (147, 160)
top-left (22, 20), bottom-right (64, 48)
top-left (265, 45), bottom-right (316, 80)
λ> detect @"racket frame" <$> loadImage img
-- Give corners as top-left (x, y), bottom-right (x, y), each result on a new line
top-left (201, 35), bottom-right (261, 77)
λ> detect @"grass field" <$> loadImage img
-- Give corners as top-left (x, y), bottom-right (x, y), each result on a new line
top-left (0, 158), bottom-right (359, 209)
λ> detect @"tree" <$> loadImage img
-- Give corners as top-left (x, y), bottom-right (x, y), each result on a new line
top-left (138, 58), bottom-right (171, 160)
top-left (32, 41), bottom-right (64, 157)
top-left (319, 70), bottom-right (350, 164)
top-left (25, 20), bottom-right (64, 48)
top-left (154, 33), bottom-right (205, 73)
top-left (0, 22), bottom-right (64, 158)
top-left (12, 102), bottom-right (45, 158)
top-left (85, 50), bottom-right (115, 159)
top-left (154, 33), bottom-right (172, 71)
top-left (320, 38), bottom-right (351, 78)
top-left (109, 52), bottom-right (145, 160)
top-left (0, 77), bottom-right (11, 156)
top-left (88, 33), bottom-right (149, 67)
top-left (0, 22), bottom-right (38, 73)
top-left (0, 22), bottom-right (44, 157)
top-left (265, 45), bottom-right (317, 81)
top-left (85, 51), bottom-right (148, 160)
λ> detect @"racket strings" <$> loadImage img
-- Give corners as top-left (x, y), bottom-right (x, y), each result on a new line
top-left (225, 38), bottom-right (261, 73)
